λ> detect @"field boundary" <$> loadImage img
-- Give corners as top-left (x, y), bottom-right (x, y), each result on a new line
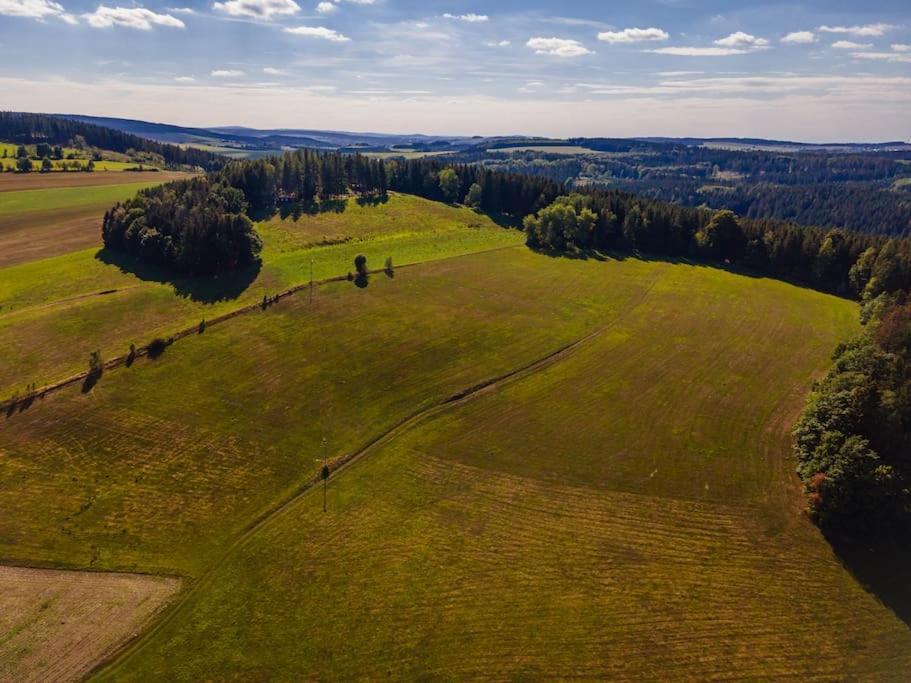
top-left (1, 243), bottom-right (521, 416)
top-left (91, 268), bottom-right (663, 679)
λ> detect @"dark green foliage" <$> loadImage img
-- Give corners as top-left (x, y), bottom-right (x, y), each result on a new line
top-left (794, 298), bottom-right (911, 535)
top-left (16, 157), bottom-right (32, 173)
top-left (0, 111), bottom-right (223, 170)
top-left (40, 157), bottom-right (52, 173)
top-left (386, 157), bottom-right (911, 297)
top-left (15, 145), bottom-right (27, 158)
top-left (102, 177), bottom-right (262, 275)
top-left (354, 254), bottom-right (368, 275)
top-left (447, 142), bottom-right (911, 237)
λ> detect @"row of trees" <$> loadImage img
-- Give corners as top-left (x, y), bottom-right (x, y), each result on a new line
top-left (0, 112), bottom-right (223, 170)
top-left (793, 295), bottom-right (911, 536)
top-left (386, 159), bottom-right (911, 299)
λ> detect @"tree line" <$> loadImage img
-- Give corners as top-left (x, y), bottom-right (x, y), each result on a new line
top-left (0, 112), bottom-right (224, 170)
top-left (388, 158), bottom-right (911, 299)
top-left (793, 294), bottom-right (911, 537)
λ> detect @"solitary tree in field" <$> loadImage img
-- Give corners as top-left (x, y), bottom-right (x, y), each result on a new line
top-left (354, 254), bottom-right (368, 275)
top-left (16, 157), bottom-right (32, 173)
top-left (465, 182), bottom-right (483, 211)
top-left (384, 256), bottom-right (394, 276)
top-left (438, 168), bottom-right (460, 203)
top-left (40, 158), bottom-right (52, 173)
top-left (15, 145), bottom-right (27, 159)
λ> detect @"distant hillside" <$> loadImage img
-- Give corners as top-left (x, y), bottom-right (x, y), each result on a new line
top-left (1, 112), bottom-right (224, 170)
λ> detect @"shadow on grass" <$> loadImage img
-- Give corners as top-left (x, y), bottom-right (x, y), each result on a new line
top-left (828, 531), bottom-right (911, 628)
top-left (95, 248), bottom-right (261, 304)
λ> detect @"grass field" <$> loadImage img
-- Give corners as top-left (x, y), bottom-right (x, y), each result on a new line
top-left (0, 193), bottom-right (522, 398)
top-left (0, 182), bottom-right (167, 216)
top-left (65, 249), bottom-right (905, 680)
top-left (3, 177), bottom-right (910, 679)
top-left (5, 241), bottom-right (908, 678)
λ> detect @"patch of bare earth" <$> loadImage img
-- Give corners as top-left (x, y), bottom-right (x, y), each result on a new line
top-left (0, 565), bottom-right (179, 683)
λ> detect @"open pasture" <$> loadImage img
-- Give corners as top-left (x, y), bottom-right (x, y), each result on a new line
top-left (0, 564), bottom-right (179, 683)
top-left (83, 250), bottom-right (911, 681)
top-left (0, 173), bottom-right (189, 268)
top-left (0, 248), bottom-right (660, 577)
top-left (0, 193), bottom-right (522, 397)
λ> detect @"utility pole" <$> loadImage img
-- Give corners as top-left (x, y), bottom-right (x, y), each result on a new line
top-left (320, 435), bottom-right (329, 512)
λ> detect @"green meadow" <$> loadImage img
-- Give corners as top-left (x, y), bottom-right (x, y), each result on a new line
top-left (3, 175), bottom-right (910, 680)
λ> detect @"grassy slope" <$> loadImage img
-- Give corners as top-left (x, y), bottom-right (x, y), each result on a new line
top-left (0, 248), bottom-right (642, 576)
top-left (0, 194), bottom-right (522, 395)
top-left (93, 252), bottom-right (911, 680)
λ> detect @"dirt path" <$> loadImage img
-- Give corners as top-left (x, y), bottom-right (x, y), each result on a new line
top-left (0, 565), bottom-right (180, 683)
top-left (96, 268), bottom-right (665, 677)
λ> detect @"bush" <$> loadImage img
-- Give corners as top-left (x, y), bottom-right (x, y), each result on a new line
top-left (354, 254), bottom-right (368, 275)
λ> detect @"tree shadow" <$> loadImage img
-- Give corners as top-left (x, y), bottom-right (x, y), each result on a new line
top-left (827, 531), bottom-right (911, 627)
top-left (356, 194), bottom-right (389, 208)
top-left (95, 248), bottom-right (261, 304)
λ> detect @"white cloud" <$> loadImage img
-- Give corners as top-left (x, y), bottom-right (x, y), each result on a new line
top-left (85, 6), bottom-right (185, 29)
top-left (818, 23), bottom-right (895, 37)
top-left (851, 51), bottom-right (911, 63)
top-left (211, 69), bottom-right (245, 77)
top-left (283, 25), bottom-right (349, 41)
top-left (0, 0), bottom-right (75, 23)
top-left (442, 12), bottom-right (487, 22)
top-left (166, 6), bottom-right (195, 13)
top-left (316, 1), bottom-right (334, 12)
top-left (714, 32), bottom-right (769, 49)
top-left (174, 76), bottom-right (195, 82)
top-left (832, 40), bottom-right (871, 49)
top-left (781, 31), bottom-right (816, 44)
top-left (648, 46), bottom-right (747, 57)
top-left (892, 44), bottom-right (911, 52)
top-left (597, 27), bottom-right (668, 44)
top-left (263, 67), bottom-right (286, 75)
top-left (212, 0), bottom-right (299, 20)
top-left (526, 37), bottom-right (592, 57)
top-left (487, 40), bottom-right (510, 47)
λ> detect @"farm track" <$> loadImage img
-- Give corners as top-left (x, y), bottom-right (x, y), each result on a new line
top-left (92, 267), bottom-right (665, 677)
top-left (0, 243), bottom-right (520, 415)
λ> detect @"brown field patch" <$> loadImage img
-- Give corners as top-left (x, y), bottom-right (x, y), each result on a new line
top-left (0, 171), bottom-right (187, 193)
top-left (0, 565), bottom-right (179, 683)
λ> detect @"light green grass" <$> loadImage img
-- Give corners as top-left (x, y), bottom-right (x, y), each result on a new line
top-left (80, 250), bottom-right (911, 681)
top-left (0, 194), bottom-right (523, 395)
top-left (0, 182), bottom-right (165, 216)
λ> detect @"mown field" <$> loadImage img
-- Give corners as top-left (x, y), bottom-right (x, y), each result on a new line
top-left (0, 172), bottom-right (187, 268)
top-left (3, 175), bottom-right (910, 680)
top-left (0, 192), bottom-right (522, 397)
top-left (89, 250), bottom-right (908, 679)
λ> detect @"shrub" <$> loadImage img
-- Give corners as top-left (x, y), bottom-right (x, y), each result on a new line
top-left (354, 254), bottom-right (368, 275)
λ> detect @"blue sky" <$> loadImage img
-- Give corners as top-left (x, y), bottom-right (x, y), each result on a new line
top-left (1, 0), bottom-right (910, 140)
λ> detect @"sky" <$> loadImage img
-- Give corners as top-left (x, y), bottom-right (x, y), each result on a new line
top-left (1, 0), bottom-right (910, 141)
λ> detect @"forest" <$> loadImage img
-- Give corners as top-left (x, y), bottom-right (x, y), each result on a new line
top-left (447, 142), bottom-right (911, 238)
top-left (0, 112), bottom-right (223, 170)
